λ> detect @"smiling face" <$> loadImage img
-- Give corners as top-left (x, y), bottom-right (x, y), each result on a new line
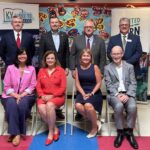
top-left (18, 51), bottom-right (27, 64)
top-left (84, 20), bottom-right (95, 37)
top-left (11, 16), bottom-right (24, 32)
top-left (111, 46), bottom-right (124, 65)
top-left (119, 18), bottom-right (130, 35)
top-left (46, 53), bottom-right (56, 68)
top-left (80, 51), bottom-right (92, 65)
top-left (50, 17), bottom-right (59, 32)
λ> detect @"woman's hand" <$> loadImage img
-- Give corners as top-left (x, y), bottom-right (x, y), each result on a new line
top-left (41, 95), bottom-right (54, 101)
top-left (83, 93), bottom-right (91, 100)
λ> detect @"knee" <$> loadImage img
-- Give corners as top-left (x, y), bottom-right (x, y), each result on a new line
top-left (114, 103), bottom-right (124, 114)
top-left (46, 102), bottom-right (56, 110)
top-left (84, 103), bottom-right (94, 112)
top-left (75, 103), bottom-right (83, 110)
top-left (128, 105), bottom-right (137, 114)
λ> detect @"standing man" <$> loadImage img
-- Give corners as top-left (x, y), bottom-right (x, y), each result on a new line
top-left (107, 17), bottom-right (142, 77)
top-left (70, 19), bottom-right (106, 76)
top-left (39, 17), bottom-right (70, 119)
top-left (70, 19), bottom-right (106, 120)
top-left (104, 46), bottom-right (138, 149)
top-left (0, 15), bottom-right (35, 67)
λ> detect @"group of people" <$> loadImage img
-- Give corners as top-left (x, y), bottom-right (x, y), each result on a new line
top-left (0, 15), bottom-right (142, 150)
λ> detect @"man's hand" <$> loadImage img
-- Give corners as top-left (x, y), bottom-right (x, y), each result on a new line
top-left (117, 94), bottom-right (129, 103)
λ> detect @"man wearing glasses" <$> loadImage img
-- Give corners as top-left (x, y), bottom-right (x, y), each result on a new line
top-left (70, 19), bottom-right (106, 120)
top-left (107, 17), bottom-right (142, 77)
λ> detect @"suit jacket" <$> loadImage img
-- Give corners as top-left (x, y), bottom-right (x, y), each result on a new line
top-left (0, 31), bottom-right (35, 66)
top-left (2, 64), bottom-right (36, 98)
top-left (104, 61), bottom-right (137, 98)
top-left (107, 33), bottom-right (142, 76)
top-left (69, 34), bottom-right (106, 73)
top-left (39, 31), bottom-right (69, 69)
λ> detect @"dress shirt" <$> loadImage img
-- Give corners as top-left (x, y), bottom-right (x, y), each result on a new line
top-left (14, 31), bottom-right (22, 42)
top-left (115, 62), bottom-right (126, 92)
top-left (52, 31), bottom-right (60, 52)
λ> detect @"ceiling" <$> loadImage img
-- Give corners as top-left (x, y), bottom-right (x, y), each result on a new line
top-left (0, 0), bottom-right (150, 4)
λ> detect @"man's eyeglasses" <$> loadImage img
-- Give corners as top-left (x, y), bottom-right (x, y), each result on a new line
top-left (84, 26), bottom-right (94, 29)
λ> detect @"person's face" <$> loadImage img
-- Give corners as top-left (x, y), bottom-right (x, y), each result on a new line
top-left (119, 20), bottom-right (130, 35)
top-left (18, 51), bottom-right (27, 64)
top-left (81, 52), bottom-right (92, 65)
top-left (11, 17), bottom-right (24, 32)
top-left (50, 18), bottom-right (59, 32)
top-left (84, 21), bottom-right (94, 37)
top-left (111, 47), bottom-right (124, 65)
top-left (46, 53), bottom-right (56, 67)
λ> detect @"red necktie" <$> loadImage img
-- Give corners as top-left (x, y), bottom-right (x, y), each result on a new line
top-left (86, 38), bottom-right (90, 49)
top-left (16, 33), bottom-right (21, 48)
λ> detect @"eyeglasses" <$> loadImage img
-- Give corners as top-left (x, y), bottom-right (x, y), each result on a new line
top-left (84, 26), bottom-right (94, 29)
top-left (119, 24), bottom-right (129, 27)
top-left (111, 53), bottom-right (123, 56)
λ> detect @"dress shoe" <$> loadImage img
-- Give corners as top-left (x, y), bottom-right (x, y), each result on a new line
top-left (12, 135), bottom-right (20, 146)
top-left (114, 133), bottom-right (124, 148)
top-left (53, 129), bottom-right (60, 141)
top-left (126, 132), bottom-right (139, 149)
top-left (45, 138), bottom-right (53, 145)
top-left (75, 113), bottom-right (83, 121)
top-left (56, 111), bottom-right (65, 119)
top-left (7, 135), bottom-right (15, 142)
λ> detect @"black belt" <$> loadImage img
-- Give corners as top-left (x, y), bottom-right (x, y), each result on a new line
top-left (119, 91), bottom-right (126, 94)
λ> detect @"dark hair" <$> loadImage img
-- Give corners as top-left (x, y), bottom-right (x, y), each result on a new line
top-left (14, 47), bottom-right (30, 67)
top-left (42, 50), bottom-right (60, 68)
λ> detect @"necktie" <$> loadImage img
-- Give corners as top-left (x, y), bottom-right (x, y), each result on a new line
top-left (16, 33), bottom-right (21, 48)
top-left (86, 38), bottom-right (90, 49)
top-left (122, 35), bottom-right (126, 50)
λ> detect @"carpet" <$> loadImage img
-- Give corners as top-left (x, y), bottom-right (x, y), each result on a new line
top-left (0, 135), bottom-right (33, 150)
top-left (97, 136), bottom-right (150, 150)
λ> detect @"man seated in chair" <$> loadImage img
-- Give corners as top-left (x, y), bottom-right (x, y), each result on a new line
top-left (104, 46), bottom-right (138, 149)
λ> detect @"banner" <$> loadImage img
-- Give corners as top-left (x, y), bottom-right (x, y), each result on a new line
top-left (111, 8), bottom-right (150, 101)
top-left (0, 2), bottom-right (39, 29)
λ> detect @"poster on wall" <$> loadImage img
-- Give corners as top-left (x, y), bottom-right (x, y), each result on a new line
top-left (39, 5), bottom-right (111, 48)
top-left (111, 8), bottom-right (150, 102)
top-left (0, 2), bottom-right (39, 29)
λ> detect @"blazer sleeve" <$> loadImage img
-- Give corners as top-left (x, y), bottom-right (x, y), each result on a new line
top-left (53, 68), bottom-right (66, 96)
top-left (36, 69), bottom-right (44, 97)
top-left (64, 34), bottom-right (70, 68)
top-left (3, 66), bottom-right (15, 95)
top-left (24, 67), bottom-right (37, 94)
top-left (107, 37), bottom-right (113, 61)
top-left (0, 35), bottom-right (6, 61)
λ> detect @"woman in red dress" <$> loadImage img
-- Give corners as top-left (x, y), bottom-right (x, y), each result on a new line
top-left (36, 51), bottom-right (66, 145)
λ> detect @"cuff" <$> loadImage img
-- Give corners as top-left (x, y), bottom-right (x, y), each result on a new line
top-left (25, 88), bottom-right (31, 94)
top-left (6, 89), bottom-right (14, 95)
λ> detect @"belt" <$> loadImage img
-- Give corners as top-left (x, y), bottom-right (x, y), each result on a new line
top-left (119, 91), bottom-right (126, 94)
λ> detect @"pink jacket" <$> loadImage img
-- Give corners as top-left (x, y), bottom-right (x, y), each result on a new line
top-left (2, 65), bottom-right (36, 98)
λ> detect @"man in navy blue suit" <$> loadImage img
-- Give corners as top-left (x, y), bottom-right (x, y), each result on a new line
top-left (0, 15), bottom-right (35, 67)
top-left (107, 17), bottom-right (142, 77)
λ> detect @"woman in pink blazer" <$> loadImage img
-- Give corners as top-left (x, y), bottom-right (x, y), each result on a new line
top-left (1, 48), bottom-right (36, 146)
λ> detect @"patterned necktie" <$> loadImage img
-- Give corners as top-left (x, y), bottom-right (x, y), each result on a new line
top-left (86, 38), bottom-right (90, 49)
top-left (122, 35), bottom-right (126, 50)
top-left (16, 33), bottom-right (21, 48)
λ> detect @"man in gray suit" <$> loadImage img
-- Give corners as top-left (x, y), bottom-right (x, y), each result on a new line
top-left (70, 19), bottom-right (106, 120)
top-left (70, 19), bottom-right (106, 76)
top-left (104, 46), bottom-right (138, 149)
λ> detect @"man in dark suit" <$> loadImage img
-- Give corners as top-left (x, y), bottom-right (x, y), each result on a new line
top-left (70, 19), bottom-right (106, 76)
top-left (39, 17), bottom-right (70, 119)
top-left (104, 46), bottom-right (138, 149)
top-left (70, 19), bottom-right (106, 120)
top-left (107, 17), bottom-right (142, 77)
top-left (0, 15), bottom-right (35, 67)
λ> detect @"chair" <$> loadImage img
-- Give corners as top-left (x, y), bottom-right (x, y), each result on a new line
top-left (0, 101), bottom-right (36, 135)
top-left (34, 89), bottom-right (68, 135)
top-left (106, 98), bottom-right (141, 136)
top-left (70, 81), bottom-right (101, 135)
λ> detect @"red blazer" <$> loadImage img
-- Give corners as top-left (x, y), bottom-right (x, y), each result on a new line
top-left (36, 66), bottom-right (66, 97)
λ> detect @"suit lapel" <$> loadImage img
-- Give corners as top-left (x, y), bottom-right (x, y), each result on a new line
top-left (48, 31), bottom-right (56, 51)
top-left (11, 31), bottom-right (18, 47)
top-left (81, 35), bottom-right (86, 49)
top-left (91, 35), bottom-right (96, 50)
top-left (122, 61), bottom-right (128, 82)
top-left (58, 32), bottom-right (63, 52)
top-left (110, 63), bottom-right (119, 80)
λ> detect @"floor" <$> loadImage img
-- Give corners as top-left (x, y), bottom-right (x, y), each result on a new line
top-left (0, 99), bottom-right (149, 137)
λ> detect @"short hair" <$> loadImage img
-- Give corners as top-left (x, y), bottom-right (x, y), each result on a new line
top-left (11, 15), bottom-right (23, 23)
top-left (79, 49), bottom-right (94, 64)
top-left (14, 47), bottom-right (30, 67)
top-left (119, 17), bottom-right (130, 25)
top-left (84, 19), bottom-right (95, 27)
top-left (42, 50), bottom-right (60, 68)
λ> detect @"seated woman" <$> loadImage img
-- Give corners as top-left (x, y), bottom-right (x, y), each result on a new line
top-left (75, 49), bottom-right (103, 138)
top-left (1, 48), bottom-right (36, 146)
top-left (36, 51), bottom-right (66, 145)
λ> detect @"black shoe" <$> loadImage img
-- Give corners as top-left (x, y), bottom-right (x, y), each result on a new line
top-left (114, 131), bottom-right (124, 148)
top-left (56, 110), bottom-right (65, 119)
top-left (75, 113), bottom-right (83, 121)
top-left (126, 132), bottom-right (139, 149)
